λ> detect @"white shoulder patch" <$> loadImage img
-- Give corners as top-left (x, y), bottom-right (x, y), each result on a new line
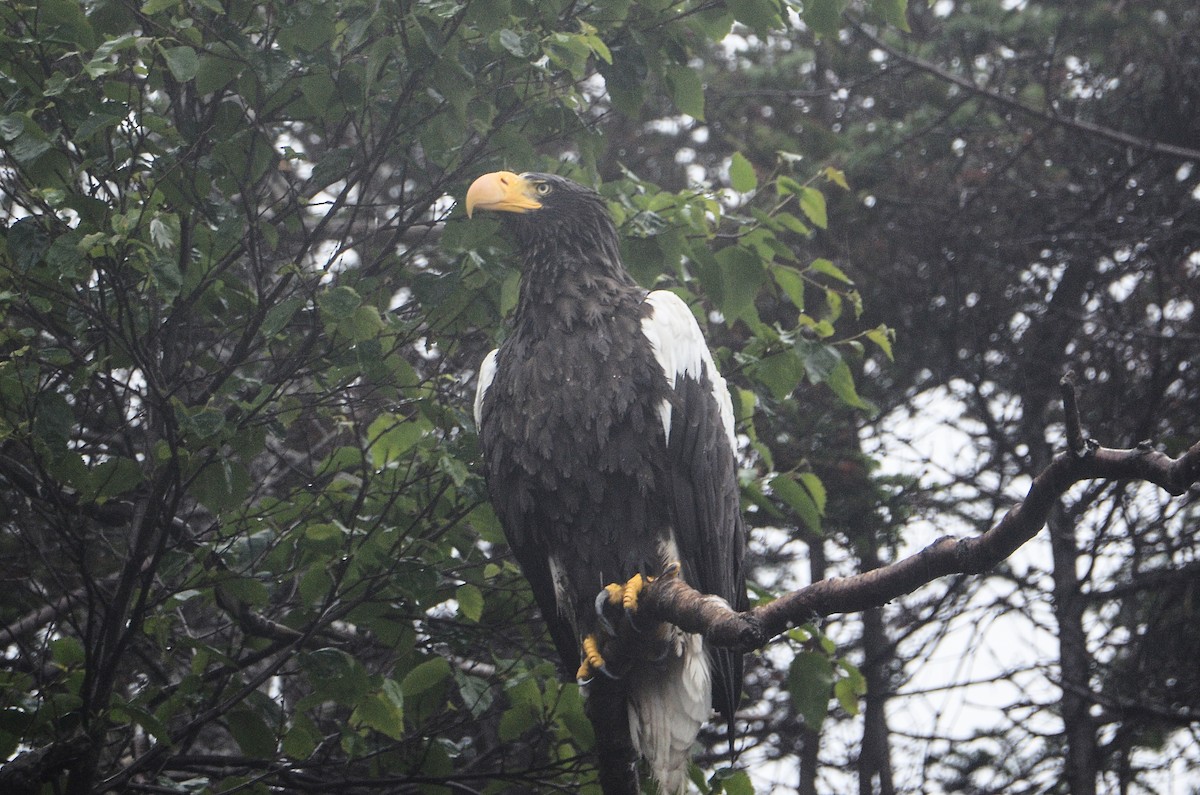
top-left (640, 290), bottom-right (735, 449)
top-left (474, 349), bottom-right (498, 429)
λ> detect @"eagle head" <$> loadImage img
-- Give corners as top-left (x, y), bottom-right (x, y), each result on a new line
top-left (464, 171), bottom-right (620, 270)
top-left (465, 171), bottom-right (610, 222)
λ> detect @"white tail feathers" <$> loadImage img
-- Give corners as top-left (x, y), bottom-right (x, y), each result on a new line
top-left (626, 632), bottom-right (712, 794)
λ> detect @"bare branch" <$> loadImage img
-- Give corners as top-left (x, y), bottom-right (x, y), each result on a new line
top-left (639, 382), bottom-right (1200, 651)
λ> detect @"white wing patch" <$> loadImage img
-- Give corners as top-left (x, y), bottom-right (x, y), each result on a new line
top-left (474, 349), bottom-right (498, 428)
top-left (640, 290), bottom-right (736, 449)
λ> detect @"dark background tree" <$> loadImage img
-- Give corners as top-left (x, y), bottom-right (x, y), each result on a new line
top-left (593, 0), bottom-right (1200, 792)
top-left (1, 0), bottom-right (1197, 793)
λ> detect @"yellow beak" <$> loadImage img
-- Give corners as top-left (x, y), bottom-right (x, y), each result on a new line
top-left (465, 171), bottom-right (543, 218)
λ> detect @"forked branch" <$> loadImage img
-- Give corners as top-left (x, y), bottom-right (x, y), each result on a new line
top-left (638, 376), bottom-right (1200, 650)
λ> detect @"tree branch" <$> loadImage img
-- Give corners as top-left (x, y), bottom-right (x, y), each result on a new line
top-left (639, 378), bottom-right (1200, 651)
top-left (846, 16), bottom-right (1200, 163)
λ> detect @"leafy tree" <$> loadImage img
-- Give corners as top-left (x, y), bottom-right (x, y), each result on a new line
top-left (2, 0), bottom-right (1198, 794)
top-left (0, 0), bottom-right (875, 792)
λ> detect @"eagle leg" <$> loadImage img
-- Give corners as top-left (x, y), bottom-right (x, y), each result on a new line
top-left (580, 564), bottom-right (687, 678)
top-left (619, 562), bottom-right (681, 621)
top-left (576, 633), bottom-right (619, 681)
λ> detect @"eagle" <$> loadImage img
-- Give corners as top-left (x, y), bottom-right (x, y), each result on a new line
top-left (466, 171), bottom-right (747, 793)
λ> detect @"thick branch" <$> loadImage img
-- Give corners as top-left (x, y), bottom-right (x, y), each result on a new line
top-left (640, 383), bottom-right (1200, 651)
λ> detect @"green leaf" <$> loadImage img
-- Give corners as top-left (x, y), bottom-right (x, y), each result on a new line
top-left (307, 147), bottom-right (355, 191)
top-left (835, 675), bottom-right (861, 716)
top-left (798, 186), bottom-right (828, 229)
top-left (304, 522), bottom-right (345, 543)
top-left (191, 459), bottom-right (250, 514)
top-left (866, 323), bottom-right (895, 361)
top-left (811, 257), bottom-right (852, 284)
top-left (261, 296), bottom-right (306, 338)
top-left (496, 28), bottom-right (534, 58)
top-left (10, 129), bottom-right (51, 165)
top-left (753, 351), bottom-right (805, 401)
top-left (804, 0), bottom-right (847, 37)
top-left (402, 657), bottom-right (451, 699)
top-left (367, 413), bottom-right (426, 467)
top-left (351, 679), bottom-right (406, 740)
top-left (38, 0), bottom-right (96, 47)
top-left (714, 245), bottom-right (765, 325)
top-left (773, 211), bottom-right (811, 237)
top-left (149, 215), bottom-right (178, 249)
top-left (871, 0), bottom-right (911, 31)
top-left (226, 706), bottom-right (276, 758)
top-left (319, 286), bottom-right (361, 316)
top-left (787, 651), bottom-right (834, 730)
top-left (141, 0), bottom-right (179, 13)
top-left (86, 34), bottom-right (146, 77)
top-left (826, 359), bottom-right (869, 410)
top-left (91, 457), bottom-right (143, 500)
top-left (556, 682), bottom-right (592, 748)
top-left (51, 636), bottom-right (86, 667)
top-left (769, 472), bottom-right (824, 534)
top-left (279, 7), bottom-right (336, 53)
top-left (822, 165), bottom-right (850, 190)
top-left (776, 174), bottom-right (803, 197)
top-left (665, 63), bottom-right (705, 121)
top-left (576, 21), bottom-right (612, 64)
top-left (110, 703), bottom-right (169, 743)
top-left (283, 716), bottom-right (320, 760)
top-left (719, 769), bottom-right (755, 795)
top-left (729, 152), bottom-right (757, 192)
top-left (181, 406), bottom-right (225, 439)
top-left (498, 701), bottom-right (537, 742)
top-left (797, 338), bottom-right (840, 384)
top-left (456, 582), bottom-right (484, 622)
top-left (733, 0), bottom-right (783, 35)
top-left (797, 472), bottom-right (827, 516)
top-left (0, 114), bottom-right (25, 141)
top-left (161, 45), bottom-right (199, 82)
top-left (456, 668), bottom-right (496, 719)
top-left (303, 649), bottom-right (371, 703)
top-left (771, 264), bottom-right (805, 310)
top-left (344, 304), bottom-right (384, 342)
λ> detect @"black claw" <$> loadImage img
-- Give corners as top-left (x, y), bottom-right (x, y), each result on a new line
top-left (594, 590), bottom-right (617, 635)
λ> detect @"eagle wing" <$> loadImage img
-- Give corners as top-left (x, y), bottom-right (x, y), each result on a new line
top-left (640, 290), bottom-right (748, 722)
top-left (475, 348), bottom-right (586, 674)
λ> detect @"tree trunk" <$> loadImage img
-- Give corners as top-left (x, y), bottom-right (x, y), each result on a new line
top-left (860, 604), bottom-right (896, 795)
top-left (1047, 504), bottom-right (1098, 795)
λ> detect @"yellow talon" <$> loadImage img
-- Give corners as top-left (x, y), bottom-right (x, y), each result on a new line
top-left (603, 582), bottom-right (624, 606)
top-left (577, 634), bottom-right (606, 680)
top-left (622, 573), bottom-right (647, 613)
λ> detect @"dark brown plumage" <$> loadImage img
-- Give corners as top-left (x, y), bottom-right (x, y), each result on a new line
top-left (468, 171), bottom-right (747, 793)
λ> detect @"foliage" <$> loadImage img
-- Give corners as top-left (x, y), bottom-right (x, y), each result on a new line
top-left (0, 0), bottom-right (882, 792)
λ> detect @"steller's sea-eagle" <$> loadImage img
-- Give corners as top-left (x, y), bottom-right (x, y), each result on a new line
top-left (466, 171), bottom-right (748, 793)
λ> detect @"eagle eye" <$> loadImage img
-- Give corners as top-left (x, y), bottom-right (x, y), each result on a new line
top-left (535, 182), bottom-right (552, 196)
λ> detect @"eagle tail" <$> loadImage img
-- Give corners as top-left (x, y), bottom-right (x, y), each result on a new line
top-left (627, 632), bottom-right (711, 794)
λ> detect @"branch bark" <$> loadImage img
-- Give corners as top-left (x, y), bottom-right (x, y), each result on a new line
top-left (638, 379), bottom-right (1200, 652)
